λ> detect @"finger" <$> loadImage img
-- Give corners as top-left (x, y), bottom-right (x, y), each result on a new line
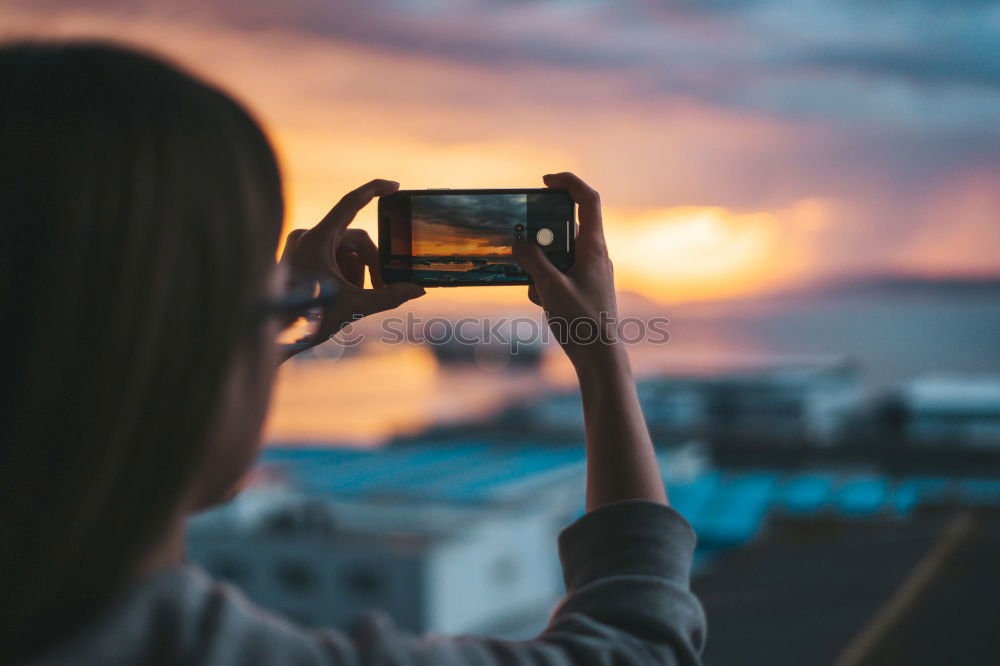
top-left (279, 228), bottom-right (308, 263)
top-left (336, 250), bottom-right (365, 288)
top-left (341, 229), bottom-right (386, 288)
top-left (353, 282), bottom-right (426, 317)
top-left (512, 239), bottom-right (568, 289)
top-left (317, 179), bottom-right (400, 234)
top-left (527, 284), bottom-right (543, 307)
top-left (542, 172), bottom-right (603, 246)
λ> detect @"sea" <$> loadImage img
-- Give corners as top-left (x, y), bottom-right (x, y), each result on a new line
top-left (264, 284), bottom-right (1000, 446)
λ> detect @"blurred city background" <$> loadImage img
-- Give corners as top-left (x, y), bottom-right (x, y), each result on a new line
top-left (5, 2), bottom-right (999, 665)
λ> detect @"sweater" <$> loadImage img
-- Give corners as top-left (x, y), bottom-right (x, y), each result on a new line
top-left (25, 500), bottom-right (706, 665)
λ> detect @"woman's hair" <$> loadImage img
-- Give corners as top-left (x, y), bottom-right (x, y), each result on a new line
top-left (0, 42), bottom-right (284, 655)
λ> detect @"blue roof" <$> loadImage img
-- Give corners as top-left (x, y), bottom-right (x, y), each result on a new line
top-left (891, 482), bottom-right (920, 516)
top-left (257, 445), bottom-right (1000, 551)
top-left (668, 472), bottom-right (722, 526)
top-left (695, 473), bottom-right (777, 545)
top-left (775, 474), bottom-right (835, 513)
top-left (259, 444), bottom-right (585, 503)
top-left (837, 478), bottom-right (888, 516)
top-left (958, 479), bottom-right (1000, 504)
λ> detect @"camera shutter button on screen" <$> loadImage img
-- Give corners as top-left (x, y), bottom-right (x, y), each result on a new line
top-left (535, 228), bottom-right (555, 246)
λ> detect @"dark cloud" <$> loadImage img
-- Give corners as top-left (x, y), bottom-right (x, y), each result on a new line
top-left (799, 47), bottom-right (1000, 89)
top-left (13, 1), bottom-right (999, 95)
top-left (7, 0), bottom-right (998, 273)
top-left (412, 194), bottom-right (525, 253)
top-left (632, 0), bottom-right (772, 17)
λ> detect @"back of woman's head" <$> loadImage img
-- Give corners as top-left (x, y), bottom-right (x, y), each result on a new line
top-left (0, 41), bottom-right (283, 655)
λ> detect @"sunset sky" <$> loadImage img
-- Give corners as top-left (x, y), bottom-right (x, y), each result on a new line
top-left (412, 193), bottom-right (524, 256)
top-left (4, 0), bottom-right (998, 303)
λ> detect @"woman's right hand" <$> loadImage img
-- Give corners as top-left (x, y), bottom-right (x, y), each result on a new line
top-left (515, 173), bottom-right (666, 509)
top-left (512, 172), bottom-right (621, 370)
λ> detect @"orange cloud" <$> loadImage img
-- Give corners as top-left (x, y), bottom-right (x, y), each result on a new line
top-left (604, 198), bottom-right (832, 302)
top-left (3, 4), bottom-right (996, 307)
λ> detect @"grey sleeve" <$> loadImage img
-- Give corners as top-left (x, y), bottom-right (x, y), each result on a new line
top-left (312, 500), bottom-right (707, 666)
top-left (18, 503), bottom-right (704, 666)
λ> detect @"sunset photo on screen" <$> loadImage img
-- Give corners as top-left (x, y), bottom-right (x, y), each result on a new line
top-left (410, 193), bottom-right (529, 284)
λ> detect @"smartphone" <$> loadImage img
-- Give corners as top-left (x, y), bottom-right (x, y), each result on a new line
top-left (379, 188), bottom-right (575, 286)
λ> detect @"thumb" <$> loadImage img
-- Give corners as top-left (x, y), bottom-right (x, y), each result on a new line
top-left (279, 228), bottom-right (308, 263)
top-left (356, 282), bottom-right (426, 316)
top-left (512, 239), bottom-right (567, 287)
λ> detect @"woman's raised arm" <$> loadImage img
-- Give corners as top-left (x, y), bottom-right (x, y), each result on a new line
top-left (513, 172), bottom-right (668, 511)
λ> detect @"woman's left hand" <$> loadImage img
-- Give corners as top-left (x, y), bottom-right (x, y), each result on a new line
top-left (278, 179), bottom-right (425, 353)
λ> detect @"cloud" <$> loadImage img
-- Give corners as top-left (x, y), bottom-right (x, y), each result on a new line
top-left (412, 193), bottom-right (525, 254)
top-left (2, 0), bottom-right (998, 294)
top-left (799, 48), bottom-right (1000, 89)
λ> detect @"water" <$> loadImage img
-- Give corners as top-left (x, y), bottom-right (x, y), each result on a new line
top-left (425, 262), bottom-right (476, 271)
top-left (264, 291), bottom-right (1000, 445)
top-left (662, 293), bottom-right (1000, 389)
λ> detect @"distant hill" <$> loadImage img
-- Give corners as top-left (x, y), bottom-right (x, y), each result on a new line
top-left (629, 274), bottom-right (1000, 318)
top-left (772, 274), bottom-right (1000, 300)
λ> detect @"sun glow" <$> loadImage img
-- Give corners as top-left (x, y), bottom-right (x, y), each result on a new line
top-left (604, 206), bottom-right (807, 302)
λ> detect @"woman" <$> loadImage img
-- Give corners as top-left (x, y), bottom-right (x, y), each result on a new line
top-left (1, 42), bottom-right (705, 664)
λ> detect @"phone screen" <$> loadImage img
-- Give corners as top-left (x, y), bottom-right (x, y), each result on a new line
top-left (380, 189), bottom-right (574, 286)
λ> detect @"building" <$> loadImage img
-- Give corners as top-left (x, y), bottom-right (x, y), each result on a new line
top-left (187, 443), bottom-right (705, 635)
top-left (892, 374), bottom-right (1000, 449)
top-left (498, 355), bottom-right (865, 447)
top-left (187, 437), bottom-right (1000, 637)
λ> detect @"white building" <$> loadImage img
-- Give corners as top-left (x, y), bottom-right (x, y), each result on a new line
top-left (187, 443), bottom-right (704, 635)
top-left (506, 355), bottom-right (864, 446)
top-left (692, 356), bottom-right (865, 446)
top-left (189, 495), bottom-right (566, 634)
top-left (895, 374), bottom-right (1000, 449)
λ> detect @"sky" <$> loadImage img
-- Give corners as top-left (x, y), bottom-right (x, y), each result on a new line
top-left (3, 0), bottom-right (999, 303)
top-left (412, 194), bottom-right (524, 256)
